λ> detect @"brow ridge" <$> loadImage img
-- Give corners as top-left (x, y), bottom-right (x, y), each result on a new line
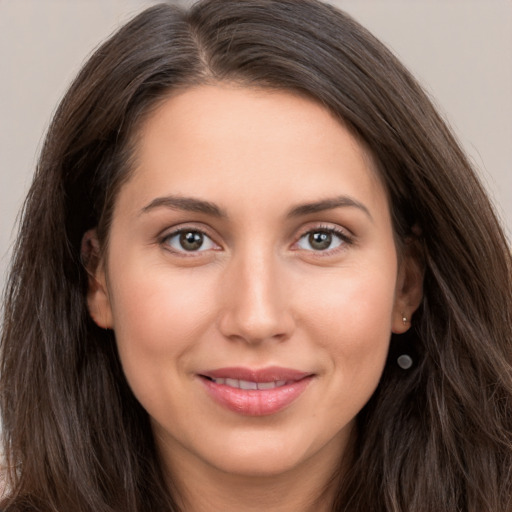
top-left (140, 194), bottom-right (372, 221)
top-left (140, 195), bottom-right (226, 217)
top-left (287, 196), bottom-right (373, 221)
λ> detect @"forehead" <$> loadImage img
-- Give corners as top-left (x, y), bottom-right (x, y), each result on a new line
top-left (117, 84), bottom-right (388, 221)
top-left (137, 84), bottom-right (371, 155)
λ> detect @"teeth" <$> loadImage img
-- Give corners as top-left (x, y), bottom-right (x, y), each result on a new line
top-left (239, 380), bottom-right (258, 390)
top-left (210, 378), bottom-right (289, 390)
top-left (257, 381), bottom-right (276, 390)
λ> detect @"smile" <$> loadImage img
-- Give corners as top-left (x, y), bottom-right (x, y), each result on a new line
top-left (199, 367), bottom-right (314, 416)
top-left (205, 377), bottom-right (289, 389)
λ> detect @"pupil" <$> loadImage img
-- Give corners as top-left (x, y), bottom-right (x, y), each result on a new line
top-left (180, 231), bottom-right (203, 251)
top-left (309, 231), bottom-right (331, 250)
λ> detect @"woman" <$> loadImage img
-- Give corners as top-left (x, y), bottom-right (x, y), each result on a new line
top-left (1, 0), bottom-right (511, 511)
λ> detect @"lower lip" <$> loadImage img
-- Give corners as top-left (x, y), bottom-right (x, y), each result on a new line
top-left (200, 376), bottom-right (313, 416)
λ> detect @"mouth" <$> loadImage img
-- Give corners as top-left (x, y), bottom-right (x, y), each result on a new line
top-left (198, 367), bottom-right (314, 416)
top-left (201, 376), bottom-right (290, 390)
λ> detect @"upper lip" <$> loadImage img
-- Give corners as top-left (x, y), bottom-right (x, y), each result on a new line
top-left (199, 366), bottom-right (312, 383)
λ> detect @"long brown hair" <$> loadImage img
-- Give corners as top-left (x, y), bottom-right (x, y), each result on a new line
top-left (2, 1), bottom-right (511, 511)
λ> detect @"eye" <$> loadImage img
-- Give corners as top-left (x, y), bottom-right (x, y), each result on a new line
top-left (295, 227), bottom-right (350, 252)
top-left (163, 229), bottom-right (218, 253)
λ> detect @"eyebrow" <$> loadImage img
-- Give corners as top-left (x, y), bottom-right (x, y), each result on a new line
top-left (286, 196), bottom-right (373, 221)
top-left (139, 194), bottom-right (372, 221)
top-left (140, 195), bottom-right (227, 217)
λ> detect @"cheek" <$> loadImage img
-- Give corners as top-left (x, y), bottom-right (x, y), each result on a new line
top-left (105, 265), bottom-right (221, 424)
top-left (304, 271), bottom-right (396, 428)
top-left (297, 265), bottom-right (396, 372)
top-left (106, 262), bottom-right (220, 405)
top-left (109, 262), bottom-right (216, 350)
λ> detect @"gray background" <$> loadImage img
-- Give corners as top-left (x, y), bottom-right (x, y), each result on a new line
top-left (1, 0), bottom-right (511, 294)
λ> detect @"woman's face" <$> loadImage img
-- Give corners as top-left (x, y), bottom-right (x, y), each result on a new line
top-left (88, 85), bottom-right (420, 479)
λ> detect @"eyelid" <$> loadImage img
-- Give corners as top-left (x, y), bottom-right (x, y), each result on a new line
top-left (156, 221), bottom-right (354, 257)
top-left (292, 223), bottom-right (354, 254)
top-left (158, 223), bottom-right (222, 255)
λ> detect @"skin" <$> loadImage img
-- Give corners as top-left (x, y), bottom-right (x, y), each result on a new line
top-left (87, 85), bottom-right (423, 512)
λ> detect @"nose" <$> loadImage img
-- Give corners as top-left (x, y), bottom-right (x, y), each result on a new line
top-left (218, 248), bottom-right (295, 345)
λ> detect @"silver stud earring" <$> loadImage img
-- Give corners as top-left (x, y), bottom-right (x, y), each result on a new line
top-left (402, 314), bottom-right (408, 326)
top-left (397, 354), bottom-right (413, 370)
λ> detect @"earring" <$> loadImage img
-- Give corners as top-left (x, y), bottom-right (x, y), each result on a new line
top-left (397, 354), bottom-right (413, 370)
top-left (402, 314), bottom-right (408, 326)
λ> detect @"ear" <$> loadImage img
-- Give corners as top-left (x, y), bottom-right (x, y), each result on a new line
top-left (81, 229), bottom-right (113, 329)
top-left (391, 238), bottom-right (424, 334)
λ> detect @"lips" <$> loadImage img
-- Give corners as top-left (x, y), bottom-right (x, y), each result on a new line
top-left (206, 378), bottom-right (289, 390)
top-left (199, 366), bottom-right (314, 416)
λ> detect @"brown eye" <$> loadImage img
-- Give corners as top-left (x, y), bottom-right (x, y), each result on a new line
top-left (308, 232), bottom-right (332, 251)
top-left (179, 231), bottom-right (204, 251)
top-left (296, 228), bottom-right (347, 252)
top-left (163, 229), bottom-right (217, 253)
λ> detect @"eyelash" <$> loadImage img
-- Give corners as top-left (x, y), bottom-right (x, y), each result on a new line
top-left (160, 227), bottom-right (220, 256)
top-left (159, 224), bottom-right (353, 256)
top-left (294, 225), bottom-right (354, 255)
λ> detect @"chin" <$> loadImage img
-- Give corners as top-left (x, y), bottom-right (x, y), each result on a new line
top-left (210, 446), bottom-right (308, 478)
top-left (196, 423), bottom-right (346, 479)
